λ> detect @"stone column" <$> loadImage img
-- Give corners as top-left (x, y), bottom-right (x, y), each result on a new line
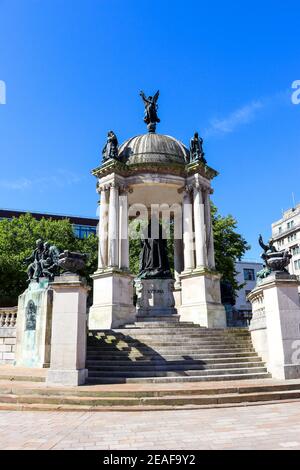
top-left (182, 188), bottom-right (195, 271)
top-left (119, 188), bottom-right (129, 271)
top-left (204, 188), bottom-right (215, 269)
top-left (97, 187), bottom-right (109, 270)
top-left (193, 184), bottom-right (207, 269)
top-left (108, 183), bottom-right (119, 268)
top-left (47, 275), bottom-right (88, 386)
top-left (174, 237), bottom-right (183, 288)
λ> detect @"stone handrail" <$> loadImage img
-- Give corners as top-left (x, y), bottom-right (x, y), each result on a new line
top-left (0, 307), bottom-right (17, 328)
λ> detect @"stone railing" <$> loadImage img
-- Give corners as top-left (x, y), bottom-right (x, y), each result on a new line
top-left (0, 307), bottom-right (17, 328)
top-left (0, 307), bottom-right (17, 365)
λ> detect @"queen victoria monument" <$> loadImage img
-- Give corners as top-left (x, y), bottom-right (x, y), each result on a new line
top-left (88, 91), bottom-right (227, 329)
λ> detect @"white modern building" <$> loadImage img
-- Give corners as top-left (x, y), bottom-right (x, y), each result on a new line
top-left (271, 204), bottom-right (300, 276)
top-left (234, 261), bottom-right (263, 315)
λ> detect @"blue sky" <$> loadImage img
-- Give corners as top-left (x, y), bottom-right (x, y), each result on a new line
top-left (0, 0), bottom-right (299, 259)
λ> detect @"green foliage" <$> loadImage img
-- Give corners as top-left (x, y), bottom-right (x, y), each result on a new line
top-left (0, 213), bottom-right (98, 306)
top-left (0, 204), bottom-right (249, 306)
top-left (211, 203), bottom-right (250, 294)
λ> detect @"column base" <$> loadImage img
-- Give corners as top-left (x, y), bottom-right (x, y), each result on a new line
top-left (173, 286), bottom-right (182, 311)
top-left (46, 368), bottom-right (88, 386)
top-left (179, 270), bottom-right (226, 327)
top-left (89, 270), bottom-right (136, 329)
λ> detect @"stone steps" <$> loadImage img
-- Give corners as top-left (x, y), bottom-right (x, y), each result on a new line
top-left (87, 365), bottom-right (268, 377)
top-left (86, 356), bottom-right (262, 366)
top-left (86, 325), bottom-right (269, 385)
top-left (88, 339), bottom-right (252, 346)
top-left (92, 329), bottom-right (250, 337)
top-left (85, 372), bottom-right (271, 384)
top-left (2, 388), bottom-right (300, 408)
top-left (87, 345), bottom-right (255, 357)
top-left (104, 328), bottom-right (250, 335)
top-left (87, 361), bottom-right (265, 372)
top-left (2, 377), bottom-right (300, 410)
top-left (86, 352), bottom-right (260, 361)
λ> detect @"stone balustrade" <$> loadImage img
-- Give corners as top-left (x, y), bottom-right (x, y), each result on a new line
top-left (0, 307), bottom-right (17, 364)
top-left (0, 307), bottom-right (17, 328)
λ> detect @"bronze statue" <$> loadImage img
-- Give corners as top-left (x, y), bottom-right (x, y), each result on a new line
top-left (102, 130), bottom-right (119, 162)
top-left (58, 250), bottom-right (88, 274)
top-left (25, 300), bottom-right (37, 331)
top-left (257, 234), bottom-right (292, 282)
top-left (25, 239), bottom-right (44, 281)
top-left (25, 239), bottom-right (87, 282)
top-left (139, 90), bottom-right (160, 133)
top-left (190, 132), bottom-right (206, 163)
top-left (40, 242), bottom-right (60, 280)
top-left (138, 220), bottom-right (172, 279)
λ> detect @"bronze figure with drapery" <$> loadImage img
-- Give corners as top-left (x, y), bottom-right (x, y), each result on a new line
top-left (138, 220), bottom-right (172, 279)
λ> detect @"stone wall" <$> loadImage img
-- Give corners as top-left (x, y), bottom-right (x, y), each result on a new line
top-left (0, 307), bottom-right (17, 364)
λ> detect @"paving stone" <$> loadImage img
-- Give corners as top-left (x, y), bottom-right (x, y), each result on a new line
top-left (1, 401), bottom-right (300, 449)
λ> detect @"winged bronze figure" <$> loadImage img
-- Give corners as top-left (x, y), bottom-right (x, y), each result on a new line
top-left (139, 90), bottom-right (160, 132)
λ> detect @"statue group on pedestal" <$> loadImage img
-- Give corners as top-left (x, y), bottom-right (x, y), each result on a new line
top-left (25, 239), bottom-right (87, 282)
top-left (256, 234), bottom-right (292, 282)
top-left (25, 239), bottom-right (60, 282)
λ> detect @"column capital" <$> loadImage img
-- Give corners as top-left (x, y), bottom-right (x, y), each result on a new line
top-left (203, 186), bottom-right (214, 195)
top-left (97, 181), bottom-right (124, 193)
top-left (119, 184), bottom-right (133, 195)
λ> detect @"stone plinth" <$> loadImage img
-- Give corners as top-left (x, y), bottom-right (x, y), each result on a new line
top-left (46, 275), bottom-right (88, 386)
top-left (15, 279), bottom-right (53, 368)
top-left (88, 270), bottom-right (135, 329)
top-left (248, 273), bottom-right (300, 380)
top-left (135, 278), bottom-right (177, 318)
top-left (179, 269), bottom-right (226, 327)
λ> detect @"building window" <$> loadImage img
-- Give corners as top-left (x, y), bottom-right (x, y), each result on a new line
top-left (287, 220), bottom-right (294, 230)
top-left (278, 226), bottom-right (282, 234)
top-left (73, 225), bottom-right (97, 239)
top-left (292, 245), bottom-right (300, 256)
top-left (243, 269), bottom-right (255, 281)
top-left (294, 259), bottom-right (300, 270)
top-left (245, 290), bottom-right (251, 303)
top-left (288, 233), bottom-right (297, 243)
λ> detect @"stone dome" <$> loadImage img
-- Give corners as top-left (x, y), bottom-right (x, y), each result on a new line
top-left (118, 133), bottom-right (189, 165)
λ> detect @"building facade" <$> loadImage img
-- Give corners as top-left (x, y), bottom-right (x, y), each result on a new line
top-left (0, 209), bottom-right (98, 239)
top-left (234, 260), bottom-right (263, 317)
top-left (271, 204), bottom-right (300, 275)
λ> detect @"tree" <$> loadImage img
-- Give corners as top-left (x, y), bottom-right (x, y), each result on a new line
top-left (212, 203), bottom-right (250, 296)
top-left (0, 205), bottom-right (249, 307)
top-left (0, 213), bottom-right (98, 306)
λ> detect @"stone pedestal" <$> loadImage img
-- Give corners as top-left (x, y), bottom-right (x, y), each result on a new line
top-left (249, 273), bottom-right (300, 380)
top-left (179, 269), bottom-right (226, 327)
top-left (88, 270), bottom-right (135, 329)
top-left (135, 278), bottom-right (177, 318)
top-left (46, 275), bottom-right (88, 386)
top-left (15, 279), bottom-right (53, 368)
